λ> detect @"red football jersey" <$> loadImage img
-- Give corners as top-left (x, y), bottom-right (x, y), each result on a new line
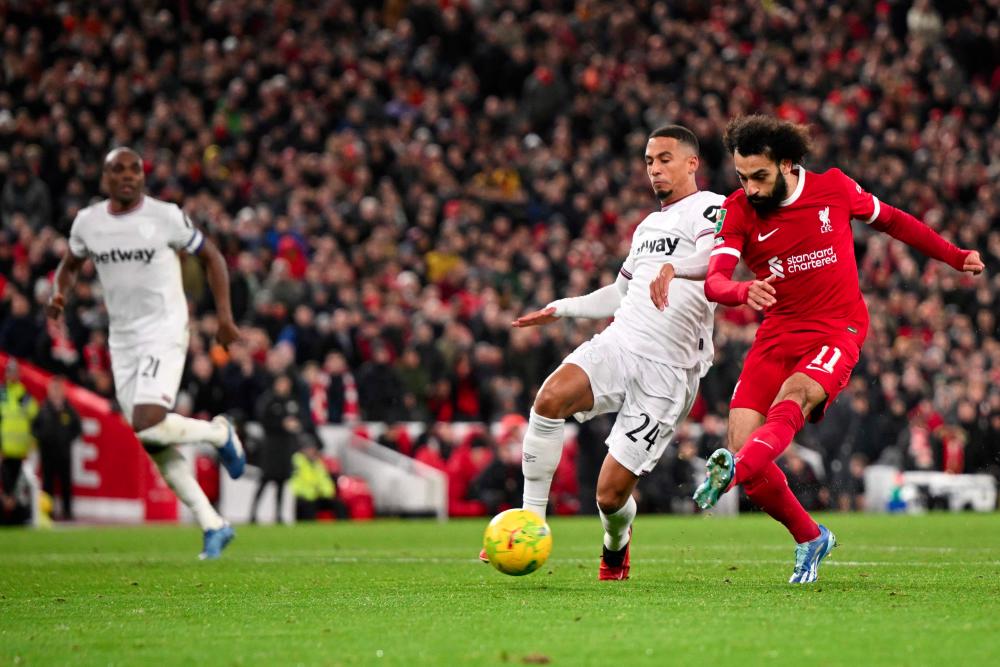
top-left (713, 166), bottom-right (878, 336)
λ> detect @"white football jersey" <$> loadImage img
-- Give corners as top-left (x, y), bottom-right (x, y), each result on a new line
top-left (605, 190), bottom-right (724, 371)
top-left (68, 195), bottom-right (203, 350)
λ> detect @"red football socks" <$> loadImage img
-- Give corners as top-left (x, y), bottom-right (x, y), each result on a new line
top-left (734, 400), bottom-right (806, 485)
top-left (743, 462), bottom-right (820, 544)
top-left (734, 399), bottom-right (817, 543)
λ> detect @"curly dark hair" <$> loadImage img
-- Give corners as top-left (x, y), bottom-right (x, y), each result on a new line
top-left (723, 115), bottom-right (812, 164)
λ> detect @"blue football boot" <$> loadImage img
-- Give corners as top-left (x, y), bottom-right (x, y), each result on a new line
top-left (788, 524), bottom-right (837, 583)
top-left (200, 523), bottom-right (235, 560)
top-left (213, 415), bottom-right (246, 479)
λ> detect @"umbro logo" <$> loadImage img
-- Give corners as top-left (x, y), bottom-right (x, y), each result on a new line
top-left (757, 228), bottom-right (779, 242)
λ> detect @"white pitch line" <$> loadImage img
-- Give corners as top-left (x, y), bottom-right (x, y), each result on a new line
top-left (13, 545), bottom-right (1000, 566)
top-left (552, 543), bottom-right (993, 554)
top-left (10, 552), bottom-right (1000, 568)
top-left (235, 555), bottom-right (1000, 568)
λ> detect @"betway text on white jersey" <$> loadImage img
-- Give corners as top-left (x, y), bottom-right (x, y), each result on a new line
top-left (68, 196), bottom-right (204, 350)
top-left (611, 190), bottom-right (724, 372)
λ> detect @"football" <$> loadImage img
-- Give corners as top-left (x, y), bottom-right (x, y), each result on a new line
top-left (482, 508), bottom-right (553, 576)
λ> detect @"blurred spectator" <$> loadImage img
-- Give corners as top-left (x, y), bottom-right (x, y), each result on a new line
top-left (249, 373), bottom-right (302, 524)
top-left (412, 433), bottom-right (448, 471)
top-left (899, 400), bottom-right (944, 471)
top-left (781, 448), bottom-right (827, 512)
top-left (550, 436), bottom-right (580, 516)
top-left (0, 291), bottom-right (37, 360)
top-left (356, 343), bottom-right (405, 422)
top-left (446, 429), bottom-right (494, 516)
top-left (0, 360), bottom-right (38, 513)
top-left (377, 422), bottom-right (414, 457)
top-left (395, 347), bottom-right (431, 421)
top-left (637, 428), bottom-right (703, 514)
top-left (696, 413), bottom-right (727, 459)
top-left (82, 330), bottom-right (111, 382)
top-left (179, 353), bottom-right (226, 419)
top-left (321, 351), bottom-right (358, 424)
top-left (907, 0), bottom-right (944, 43)
top-left (31, 375), bottom-right (81, 520)
top-left (412, 421), bottom-right (455, 472)
top-left (469, 420), bottom-right (524, 515)
top-left (2, 159), bottom-right (51, 231)
top-left (221, 340), bottom-right (270, 422)
top-left (575, 414), bottom-right (614, 515)
top-left (836, 453), bottom-right (868, 512)
top-left (290, 440), bottom-right (347, 521)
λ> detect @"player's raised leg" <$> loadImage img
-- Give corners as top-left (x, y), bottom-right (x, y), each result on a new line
top-left (521, 363), bottom-right (594, 520)
top-left (121, 342), bottom-right (245, 479)
top-left (134, 407), bottom-right (245, 479)
top-left (479, 363), bottom-right (592, 563)
top-left (697, 394), bottom-right (823, 539)
top-left (729, 375), bottom-right (820, 486)
top-left (133, 404), bottom-right (235, 559)
top-left (696, 379), bottom-right (835, 582)
top-left (595, 454), bottom-right (637, 580)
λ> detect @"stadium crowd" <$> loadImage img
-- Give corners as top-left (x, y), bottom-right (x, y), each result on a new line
top-left (1, 0), bottom-right (998, 514)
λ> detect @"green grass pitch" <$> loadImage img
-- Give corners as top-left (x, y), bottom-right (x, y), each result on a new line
top-left (2, 513), bottom-right (999, 666)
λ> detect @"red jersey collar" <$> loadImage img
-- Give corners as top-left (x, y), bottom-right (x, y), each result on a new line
top-left (778, 165), bottom-right (806, 208)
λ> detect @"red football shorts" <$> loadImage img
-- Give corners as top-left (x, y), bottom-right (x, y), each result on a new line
top-left (730, 326), bottom-right (864, 423)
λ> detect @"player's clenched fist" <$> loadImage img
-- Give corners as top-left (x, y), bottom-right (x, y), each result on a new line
top-left (745, 274), bottom-right (777, 311)
top-left (46, 293), bottom-right (66, 320)
top-left (962, 250), bottom-right (984, 275)
top-left (216, 318), bottom-right (242, 347)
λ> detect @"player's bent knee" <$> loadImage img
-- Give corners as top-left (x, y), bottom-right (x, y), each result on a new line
top-left (133, 416), bottom-right (165, 435)
top-left (131, 405), bottom-right (168, 434)
top-left (533, 385), bottom-right (574, 420)
top-left (533, 367), bottom-right (592, 419)
top-left (777, 375), bottom-right (825, 411)
top-left (727, 409), bottom-right (765, 451)
top-left (595, 487), bottom-right (630, 515)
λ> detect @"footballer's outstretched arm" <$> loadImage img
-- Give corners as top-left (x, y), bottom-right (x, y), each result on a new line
top-left (46, 252), bottom-right (86, 320)
top-left (866, 202), bottom-right (984, 274)
top-left (196, 237), bottom-right (242, 346)
top-left (512, 273), bottom-right (627, 327)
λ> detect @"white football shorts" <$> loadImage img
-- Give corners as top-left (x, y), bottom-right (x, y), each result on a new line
top-left (111, 337), bottom-right (188, 424)
top-left (562, 332), bottom-right (701, 475)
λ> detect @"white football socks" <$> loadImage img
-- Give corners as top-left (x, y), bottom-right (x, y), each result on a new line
top-left (599, 495), bottom-right (636, 551)
top-left (135, 413), bottom-right (228, 448)
top-left (150, 447), bottom-right (225, 531)
top-left (521, 409), bottom-right (565, 521)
